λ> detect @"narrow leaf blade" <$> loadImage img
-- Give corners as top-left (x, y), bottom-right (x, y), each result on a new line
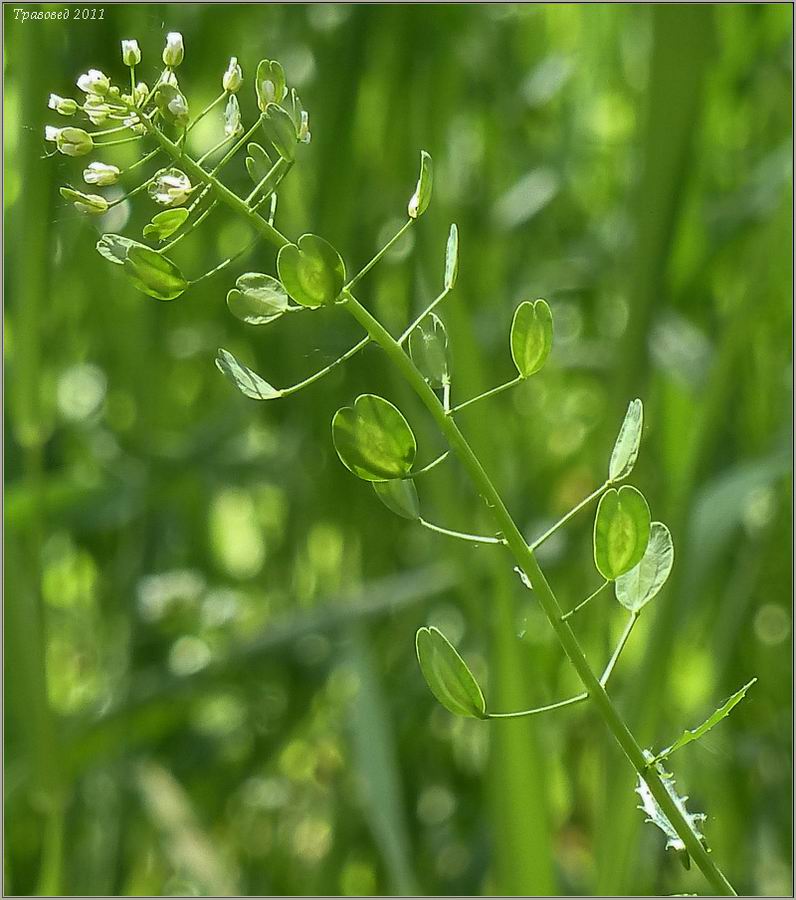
top-left (654, 679), bottom-right (758, 762)
top-left (373, 478), bottom-right (420, 520)
top-left (215, 348), bottom-right (282, 400)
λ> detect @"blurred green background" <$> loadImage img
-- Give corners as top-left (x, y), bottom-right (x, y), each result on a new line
top-left (4, 3), bottom-right (792, 896)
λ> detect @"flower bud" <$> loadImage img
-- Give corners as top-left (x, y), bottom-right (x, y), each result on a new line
top-left (84, 94), bottom-right (112, 125)
top-left (48, 94), bottom-right (78, 116)
top-left (83, 161), bottom-right (121, 186)
top-left (298, 110), bottom-right (311, 144)
top-left (223, 57), bottom-right (242, 93)
top-left (56, 127), bottom-right (94, 157)
top-left (162, 32), bottom-right (184, 67)
top-left (224, 95), bottom-right (241, 137)
top-left (77, 68), bottom-right (111, 96)
top-left (121, 39), bottom-right (141, 67)
top-left (134, 82), bottom-right (149, 106)
top-left (148, 168), bottom-right (192, 206)
top-left (60, 187), bottom-right (108, 214)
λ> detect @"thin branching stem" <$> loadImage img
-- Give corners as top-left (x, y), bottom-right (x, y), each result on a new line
top-left (160, 200), bottom-right (218, 253)
top-left (418, 518), bottom-right (505, 545)
top-left (140, 115), bottom-right (737, 896)
top-left (345, 219), bottom-right (414, 292)
top-left (280, 336), bottom-right (370, 398)
top-left (398, 287), bottom-right (451, 345)
top-left (407, 450), bottom-right (450, 478)
top-left (529, 481), bottom-right (611, 551)
top-left (448, 376), bottom-right (523, 415)
top-left (187, 91), bottom-right (227, 133)
top-left (561, 580), bottom-right (611, 621)
top-left (600, 612), bottom-right (639, 686)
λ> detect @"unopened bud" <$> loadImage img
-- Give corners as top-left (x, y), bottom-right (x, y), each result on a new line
top-left (121, 39), bottom-right (141, 67)
top-left (223, 57), bottom-right (243, 93)
top-left (83, 161), bottom-right (121, 186)
top-left (84, 95), bottom-right (111, 125)
top-left (77, 68), bottom-right (111, 96)
top-left (48, 94), bottom-right (78, 116)
top-left (162, 32), bottom-right (184, 67)
top-left (298, 110), bottom-right (311, 144)
top-left (134, 82), bottom-right (149, 106)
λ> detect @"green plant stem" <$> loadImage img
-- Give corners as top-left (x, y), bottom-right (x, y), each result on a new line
top-left (339, 293), bottom-right (736, 897)
top-left (449, 375), bottom-right (523, 415)
top-left (124, 147), bottom-right (161, 175)
top-left (600, 613), bottom-right (638, 685)
top-left (418, 518), bottom-right (505, 545)
top-left (346, 219), bottom-right (414, 291)
top-left (529, 481), bottom-right (611, 550)
top-left (187, 91), bottom-right (227, 133)
top-left (140, 121), bottom-right (737, 896)
top-left (561, 580), bottom-right (610, 621)
top-left (398, 287), bottom-right (451, 345)
top-left (487, 693), bottom-right (587, 719)
top-left (280, 336), bottom-right (370, 398)
top-left (407, 450), bottom-right (450, 478)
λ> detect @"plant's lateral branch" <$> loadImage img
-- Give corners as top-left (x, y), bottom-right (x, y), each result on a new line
top-left (418, 518), bottom-right (505, 545)
top-left (142, 115), bottom-right (736, 896)
top-left (449, 375), bottom-right (523, 415)
top-left (561, 580), bottom-right (610, 621)
top-left (529, 481), bottom-right (611, 551)
top-left (398, 286), bottom-right (451, 345)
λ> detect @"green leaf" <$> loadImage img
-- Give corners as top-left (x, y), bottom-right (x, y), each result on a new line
top-left (332, 394), bottom-right (416, 481)
top-left (261, 103), bottom-right (296, 160)
top-left (408, 314), bottom-right (450, 389)
top-left (226, 273), bottom-right (289, 325)
top-left (610, 398), bottom-right (644, 482)
top-left (653, 679), bottom-right (757, 763)
top-left (593, 486), bottom-right (651, 580)
top-left (143, 208), bottom-right (189, 241)
top-left (408, 150), bottom-right (432, 219)
top-left (96, 233), bottom-right (148, 266)
top-left (215, 348), bottom-right (282, 400)
top-left (122, 246), bottom-right (187, 301)
top-left (373, 478), bottom-right (420, 520)
top-left (510, 299), bottom-right (553, 378)
top-left (415, 626), bottom-right (486, 719)
top-left (245, 142), bottom-right (272, 184)
top-left (255, 59), bottom-right (287, 111)
top-left (277, 233), bottom-right (346, 308)
top-left (636, 753), bottom-right (707, 858)
top-left (444, 223), bottom-right (459, 290)
top-left (615, 521), bottom-right (674, 612)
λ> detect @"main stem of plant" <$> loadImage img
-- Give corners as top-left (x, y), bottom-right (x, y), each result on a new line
top-left (146, 120), bottom-right (737, 896)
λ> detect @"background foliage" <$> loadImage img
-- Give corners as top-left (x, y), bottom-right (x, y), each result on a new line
top-left (5, 3), bottom-right (792, 896)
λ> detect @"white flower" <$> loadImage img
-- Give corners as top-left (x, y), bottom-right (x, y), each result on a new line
top-left (161, 70), bottom-right (179, 88)
top-left (48, 94), bottom-right (77, 116)
top-left (121, 39), bottom-right (141, 67)
top-left (223, 57), bottom-right (242, 93)
top-left (162, 32), bottom-right (184, 67)
top-left (77, 68), bottom-right (110, 96)
top-left (83, 162), bottom-right (121, 186)
top-left (167, 92), bottom-right (188, 120)
top-left (45, 125), bottom-right (60, 142)
top-left (148, 168), bottom-right (192, 206)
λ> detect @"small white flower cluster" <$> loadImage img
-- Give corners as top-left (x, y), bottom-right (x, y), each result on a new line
top-left (148, 168), bottom-right (193, 206)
